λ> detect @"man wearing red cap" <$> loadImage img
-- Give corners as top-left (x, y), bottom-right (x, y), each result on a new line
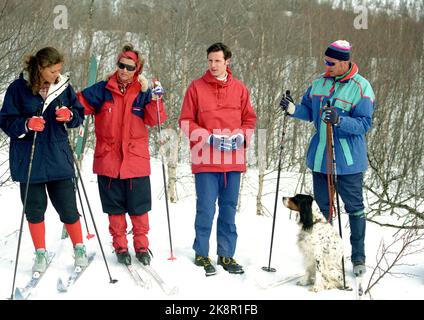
top-left (280, 40), bottom-right (375, 278)
top-left (77, 44), bottom-right (166, 266)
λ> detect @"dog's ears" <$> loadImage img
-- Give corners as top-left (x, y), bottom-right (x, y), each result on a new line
top-left (299, 198), bottom-right (314, 230)
top-left (305, 195), bottom-right (314, 204)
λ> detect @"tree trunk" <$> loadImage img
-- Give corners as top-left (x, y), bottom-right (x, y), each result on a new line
top-left (167, 125), bottom-right (180, 204)
top-left (256, 172), bottom-right (265, 216)
top-left (167, 161), bottom-right (178, 203)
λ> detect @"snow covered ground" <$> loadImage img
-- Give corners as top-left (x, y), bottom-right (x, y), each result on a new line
top-left (0, 153), bottom-right (423, 303)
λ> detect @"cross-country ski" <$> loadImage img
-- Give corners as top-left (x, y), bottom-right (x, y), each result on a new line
top-left (57, 252), bottom-right (96, 293)
top-left (14, 252), bottom-right (55, 300)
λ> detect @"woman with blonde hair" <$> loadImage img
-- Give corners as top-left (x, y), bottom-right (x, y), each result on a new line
top-left (78, 44), bottom-right (166, 266)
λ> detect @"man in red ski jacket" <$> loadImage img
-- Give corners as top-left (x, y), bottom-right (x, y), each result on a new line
top-left (179, 42), bottom-right (256, 276)
top-left (78, 44), bottom-right (166, 266)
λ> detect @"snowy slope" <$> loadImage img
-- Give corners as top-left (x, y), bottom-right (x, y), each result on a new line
top-left (0, 154), bottom-right (423, 301)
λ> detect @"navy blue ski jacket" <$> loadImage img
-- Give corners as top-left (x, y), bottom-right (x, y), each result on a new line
top-left (0, 73), bottom-right (84, 183)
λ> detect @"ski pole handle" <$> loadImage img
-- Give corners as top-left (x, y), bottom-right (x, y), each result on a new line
top-left (151, 78), bottom-right (164, 98)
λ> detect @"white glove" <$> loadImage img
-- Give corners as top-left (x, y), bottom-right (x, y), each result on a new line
top-left (138, 74), bottom-right (148, 92)
top-left (229, 133), bottom-right (244, 150)
top-left (151, 80), bottom-right (164, 100)
top-left (208, 134), bottom-right (232, 151)
top-left (279, 92), bottom-right (296, 115)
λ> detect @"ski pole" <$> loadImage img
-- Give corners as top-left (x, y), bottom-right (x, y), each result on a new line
top-left (60, 177), bottom-right (95, 240)
top-left (70, 148), bottom-right (118, 284)
top-left (74, 177), bottom-right (95, 239)
top-left (9, 125), bottom-right (39, 300)
top-left (153, 79), bottom-right (176, 261)
top-left (262, 90), bottom-right (291, 273)
top-left (325, 100), bottom-right (347, 289)
top-left (58, 100), bottom-right (95, 240)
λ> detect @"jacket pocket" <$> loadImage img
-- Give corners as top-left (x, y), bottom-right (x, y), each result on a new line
top-left (10, 141), bottom-right (31, 181)
top-left (94, 142), bottom-right (112, 158)
top-left (339, 138), bottom-right (354, 166)
top-left (199, 102), bottom-right (218, 113)
top-left (61, 145), bottom-right (74, 167)
top-left (129, 116), bottom-right (148, 139)
top-left (333, 98), bottom-right (353, 112)
top-left (199, 99), bottom-right (242, 113)
top-left (128, 140), bottom-right (150, 159)
top-left (94, 102), bottom-right (114, 139)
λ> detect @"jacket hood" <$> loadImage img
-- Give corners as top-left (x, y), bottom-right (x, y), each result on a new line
top-left (202, 66), bottom-right (233, 87)
top-left (19, 72), bottom-right (70, 112)
top-left (106, 71), bottom-right (141, 95)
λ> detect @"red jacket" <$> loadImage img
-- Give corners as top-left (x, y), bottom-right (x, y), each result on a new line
top-left (179, 68), bottom-right (256, 173)
top-left (78, 73), bottom-right (166, 179)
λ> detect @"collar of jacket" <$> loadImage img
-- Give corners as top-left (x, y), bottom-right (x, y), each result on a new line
top-left (324, 62), bottom-right (358, 83)
top-left (19, 72), bottom-right (70, 112)
top-left (202, 66), bottom-right (233, 87)
top-left (40, 73), bottom-right (70, 113)
top-left (106, 71), bottom-right (141, 95)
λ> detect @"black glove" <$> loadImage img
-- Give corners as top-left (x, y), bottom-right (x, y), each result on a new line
top-left (323, 107), bottom-right (340, 125)
top-left (279, 90), bottom-right (295, 114)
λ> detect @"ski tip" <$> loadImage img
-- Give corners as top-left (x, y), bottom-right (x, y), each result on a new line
top-left (167, 255), bottom-right (177, 261)
top-left (86, 234), bottom-right (95, 240)
top-left (57, 278), bottom-right (67, 293)
top-left (14, 288), bottom-right (25, 300)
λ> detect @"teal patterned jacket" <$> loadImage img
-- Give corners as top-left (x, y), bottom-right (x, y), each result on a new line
top-left (291, 63), bottom-right (375, 175)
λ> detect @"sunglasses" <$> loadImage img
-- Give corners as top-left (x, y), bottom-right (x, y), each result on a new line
top-left (117, 62), bottom-right (137, 72)
top-left (324, 60), bottom-right (337, 67)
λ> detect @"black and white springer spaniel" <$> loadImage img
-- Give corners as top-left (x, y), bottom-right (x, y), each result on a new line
top-left (283, 194), bottom-right (344, 292)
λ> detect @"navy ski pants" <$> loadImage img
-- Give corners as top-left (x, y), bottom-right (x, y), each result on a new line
top-left (19, 178), bottom-right (79, 224)
top-left (312, 171), bottom-right (366, 264)
top-left (193, 172), bottom-right (241, 258)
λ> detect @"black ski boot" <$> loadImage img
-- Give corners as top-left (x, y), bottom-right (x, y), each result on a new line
top-left (194, 254), bottom-right (216, 276)
top-left (218, 256), bottom-right (244, 274)
top-left (116, 249), bottom-right (131, 265)
top-left (136, 248), bottom-right (152, 266)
